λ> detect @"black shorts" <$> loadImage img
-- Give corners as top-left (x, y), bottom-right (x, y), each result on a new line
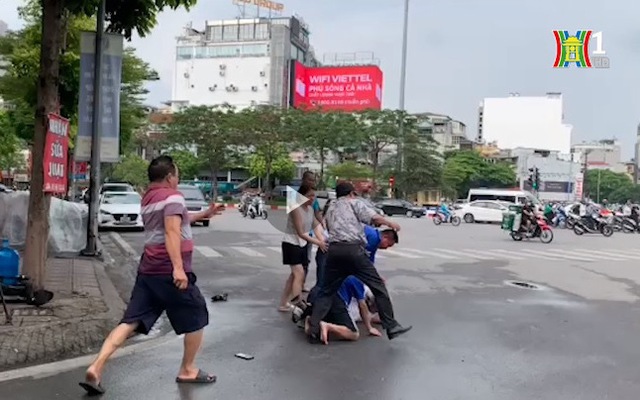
top-left (121, 272), bottom-right (209, 335)
top-left (282, 242), bottom-right (309, 266)
top-left (323, 295), bottom-right (357, 332)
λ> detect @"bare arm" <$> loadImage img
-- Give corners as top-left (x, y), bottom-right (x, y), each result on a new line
top-left (189, 203), bottom-right (224, 223)
top-left (165, 216), bottom-right (184, 272)
top-left (292, 209), bottom-right (323, 247)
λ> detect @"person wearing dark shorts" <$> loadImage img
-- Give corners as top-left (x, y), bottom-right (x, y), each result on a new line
top-left (303, 286), bottom-right (359, 344)
top-left (79, 155), bottom-right (224, 396)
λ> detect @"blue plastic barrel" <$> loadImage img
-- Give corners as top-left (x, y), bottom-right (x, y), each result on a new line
top-left (0, 238), bottom-right (20, 285)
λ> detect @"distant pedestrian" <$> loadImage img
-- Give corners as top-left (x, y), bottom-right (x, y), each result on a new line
top-left (79, 155), bottom-right (224, 396)
top-left (307, 182), bottom-right (412, 344)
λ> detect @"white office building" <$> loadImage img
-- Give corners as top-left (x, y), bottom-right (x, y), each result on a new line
top-left (171, 16), bottom-right (316, 111)
top-left (477, 92), bottom-right (573, 154)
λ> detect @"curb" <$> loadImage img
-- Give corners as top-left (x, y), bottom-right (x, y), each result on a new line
top-left (0, 332), bottom-right (176, 383)
top-left (108, 231), bottom-right (139, 262)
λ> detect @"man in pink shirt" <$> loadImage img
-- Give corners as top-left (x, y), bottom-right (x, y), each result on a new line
top-left (80, 155), bottom-right (223, 395)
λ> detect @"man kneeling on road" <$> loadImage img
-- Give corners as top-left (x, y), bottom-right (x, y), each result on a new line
top-left (298, 276), bottom-right (381, 344)
top-left (79, 155), bottom-right (224, 396)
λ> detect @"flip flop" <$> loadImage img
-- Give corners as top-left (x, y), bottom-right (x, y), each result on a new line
top-left (176, 369), bottom-right (217, 384)
top-left (79, 381), bottom-right (106, 396)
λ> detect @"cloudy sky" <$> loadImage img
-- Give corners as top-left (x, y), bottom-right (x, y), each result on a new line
top-left (3, 0), bottom-right (639, 157)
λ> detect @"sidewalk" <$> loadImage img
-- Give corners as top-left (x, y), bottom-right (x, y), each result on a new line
top-left (0, 256), bottom-right (126, 372)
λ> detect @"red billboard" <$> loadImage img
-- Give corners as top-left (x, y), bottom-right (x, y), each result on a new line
top-left (291, 62), bottom-right (383, 112)
top-left (43, 113), bottom-right (69, 194)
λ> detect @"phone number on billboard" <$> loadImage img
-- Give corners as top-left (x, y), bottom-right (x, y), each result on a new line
top-left (311, 99), bottom-right (373, 106)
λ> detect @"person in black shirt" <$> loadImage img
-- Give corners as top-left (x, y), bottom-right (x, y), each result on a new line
top-left (521, 201), bottom-right (536, 235)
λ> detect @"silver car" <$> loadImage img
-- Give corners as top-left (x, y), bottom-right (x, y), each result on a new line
top-left (178, 184), bottom-right (210, 227)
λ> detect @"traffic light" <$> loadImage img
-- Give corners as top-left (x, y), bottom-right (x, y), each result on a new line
top-left (533, 167), bottom-right (541, 190)
top-left (527, 168), bottom-right (534, 187)
top-left (389, 176), bottom-right (395, 187)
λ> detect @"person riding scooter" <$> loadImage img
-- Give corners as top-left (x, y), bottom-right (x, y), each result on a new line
top-left (438, 199), bottom-right (452, 222)
top-left (521, 201), bottom-right (537, 236)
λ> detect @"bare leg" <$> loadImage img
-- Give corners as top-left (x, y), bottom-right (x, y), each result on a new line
top-left (278, 273), bottom-right (294, 311)
top-left (177, 329), bottom-right (214, 380)
top-left (85, 323), bottom-right (138, 384)
top-left (320, 321), bottom-right (359, 344)
top-left (370, 313), bottom-right (381, 324)
top-left (290, 265), bottom-right (305, 302)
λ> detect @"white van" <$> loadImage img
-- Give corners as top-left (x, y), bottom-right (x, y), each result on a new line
top-left (466, 189), bottom-right (539, 205)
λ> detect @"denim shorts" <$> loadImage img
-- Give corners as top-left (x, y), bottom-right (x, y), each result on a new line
top-left (121, 272), bottom-right (209, 335)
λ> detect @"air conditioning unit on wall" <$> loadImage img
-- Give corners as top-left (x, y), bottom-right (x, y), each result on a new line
top-left (219, 64), bottom-right (226, 70)
top-left (251, 86), bottom-right (258, 92)
top-left (259, 71), bottom-right (266, 77)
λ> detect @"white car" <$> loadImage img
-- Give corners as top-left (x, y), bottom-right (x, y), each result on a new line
top-left (98, 191), bottom-right (143, 230)
top-left (456, 200), bottom-right (510, 223)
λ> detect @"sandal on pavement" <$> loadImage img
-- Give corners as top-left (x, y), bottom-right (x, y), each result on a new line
top-left (79, 381), bottom-right (106, 396)
top-left (176, 369), bottom-right (217, 384)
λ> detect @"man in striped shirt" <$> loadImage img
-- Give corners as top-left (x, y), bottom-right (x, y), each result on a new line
top-left (80, 155), bottom-right (223, 396)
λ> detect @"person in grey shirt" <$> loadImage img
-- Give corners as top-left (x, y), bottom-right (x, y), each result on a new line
top-left (307, 182), bottom-right (412, 344)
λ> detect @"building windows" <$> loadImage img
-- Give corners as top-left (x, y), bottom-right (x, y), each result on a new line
top-left (176, 46), bottom-right (193, 60)
top-left (239, 24), bottom-right (254, 41)
top-left (255, 23), bottom-right (269, 40)
top-left (223, 24), bottom-right (238, 41)
top-left (180, 44), bottom-right (269, 60)
top-left (210, 26), bottom-right (223, 42)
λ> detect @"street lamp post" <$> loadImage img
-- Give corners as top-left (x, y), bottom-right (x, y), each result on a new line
top-left (396, 0), bottom-right (409, 198)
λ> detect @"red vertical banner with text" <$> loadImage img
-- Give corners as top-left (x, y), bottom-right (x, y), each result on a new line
top-left (43, 113), bottom-right (70, 194)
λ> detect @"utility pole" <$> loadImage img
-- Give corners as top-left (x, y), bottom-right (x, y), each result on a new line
top-left (396, 0), bottom-right (409, 198)
top-left (81, 0), bottom-right (105, 256)
top-left (581, 150), bottom-right (590, 201)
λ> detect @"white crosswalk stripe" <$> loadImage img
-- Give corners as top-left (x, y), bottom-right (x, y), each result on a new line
top-left (195, 246), bottom-right (223, 258)
top-left (191, 244), bottom-right (640, 263)
top-left (230, 247), bottom-right (265, 257)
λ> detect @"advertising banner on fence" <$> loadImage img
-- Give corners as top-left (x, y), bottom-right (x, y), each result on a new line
top-left (291, 61), bottom-right (383, 112)
top-left (44, 114), bottom-right (70, 194)
top-left (75, 31), bottom-right (123, 163)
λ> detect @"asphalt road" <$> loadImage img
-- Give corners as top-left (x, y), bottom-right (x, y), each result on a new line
top-left (4, 211), bottom-right (640, 399)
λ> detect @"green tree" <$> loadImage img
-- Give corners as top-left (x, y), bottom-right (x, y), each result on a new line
top-left (584, 169), bottom-right (632, 203)
top-left (248, 145), bottom-right (295, 183)
top-left (357, 109), bottom-right (402, 183)
top-left (0, 112), bottom-right (25, 172)
top-left (0, 11), bottom-right (158, 151)
top-left (15, 0), bottom-right (196, 289)
top-left (393, 132), bottom-right (442, 195)
top-left (166, 105), bottom-right (238, 199)
top-left (288, 109), bottom-right (361, 188)
top-left (240, 105), bottom-right (288, 192)
top-left (327, 161), bottom-right (373, 181)
top-left (167, 149), bottom-right (202, 181)
top-left (110, 153), bottom-right (148, 189)
top-left (442, 150), bottom-right (516, 198)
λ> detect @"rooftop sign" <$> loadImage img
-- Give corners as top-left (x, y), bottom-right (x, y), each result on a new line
top-left (233, 0), bottom-right (285, 12)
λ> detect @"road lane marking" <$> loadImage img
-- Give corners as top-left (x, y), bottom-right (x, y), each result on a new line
top-left (382, 249), bottom-right (420, 258)
top-left (195, 246), bottom-right (223, 258)
top-left (268, 246), bottom-right (281, 253)
top-left (516, 249), bottom-right (564, 261)
top-left (432, 248), bottom-right (492, 260)
top-left (541, 249), bottom-right (592, 261)
top-left (486, 249), bottom-right (526, 260)
top-left (574, 249), bottom-right (631, 260)
top-left (231, 247), bottom-right (266, 257)
top-left (401, 248), bottom-right (458, 259)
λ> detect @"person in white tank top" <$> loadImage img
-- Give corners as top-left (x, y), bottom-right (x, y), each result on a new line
top-left (278, 185), bottom-right (327, 311)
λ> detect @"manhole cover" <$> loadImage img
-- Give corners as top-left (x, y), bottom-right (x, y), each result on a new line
top-left (504, 280), bottom-right (542, 290)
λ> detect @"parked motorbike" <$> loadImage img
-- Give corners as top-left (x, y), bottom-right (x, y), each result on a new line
top-left (621, 216), bottom-right (640, 233)
top-left (510, 217), bottom-right (554, 243)
top-left (573, 216), bottom-right (613, 237)
top-left (551, 209), bottom-right (567, 228)
top-left (248, 198), bottom-right (268, 220)
top-left (432, 211), bottom-right (461, 226)
top-left (565, 213), bottom-right (580, 229)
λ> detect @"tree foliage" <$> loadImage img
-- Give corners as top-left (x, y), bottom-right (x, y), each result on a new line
top-left (0, 112), bottom-right (25, 172)
top-left (442, 150), bottom-right (516, 198)
top-left (584, 169), bottom-right (634, 203)
top-left (247, 145), bottom-right (295, 183)
top-left (327, 162), bottom-right (373, 181)
top-left (167, 149), bottom-right (202, 181)
top-left (165, 105), bottom-right (238, 198)
top-left (110, 153), bottom-right (148, 188)
top-left (357, 109), bottom-right (403, 183)
top-left (0, 10), bottom-right (158, 151)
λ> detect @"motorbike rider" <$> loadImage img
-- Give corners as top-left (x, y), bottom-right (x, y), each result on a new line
top-left (631, 203), bottom-right (639, 224)
top-left (543, 202), bottom-right (554, 223)
top-left (583, 201), bottom-right (600, 230)
top-left (438, 198), bottom-right (452, 222)
top-left (521, 200), bottom-right (537, 235)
